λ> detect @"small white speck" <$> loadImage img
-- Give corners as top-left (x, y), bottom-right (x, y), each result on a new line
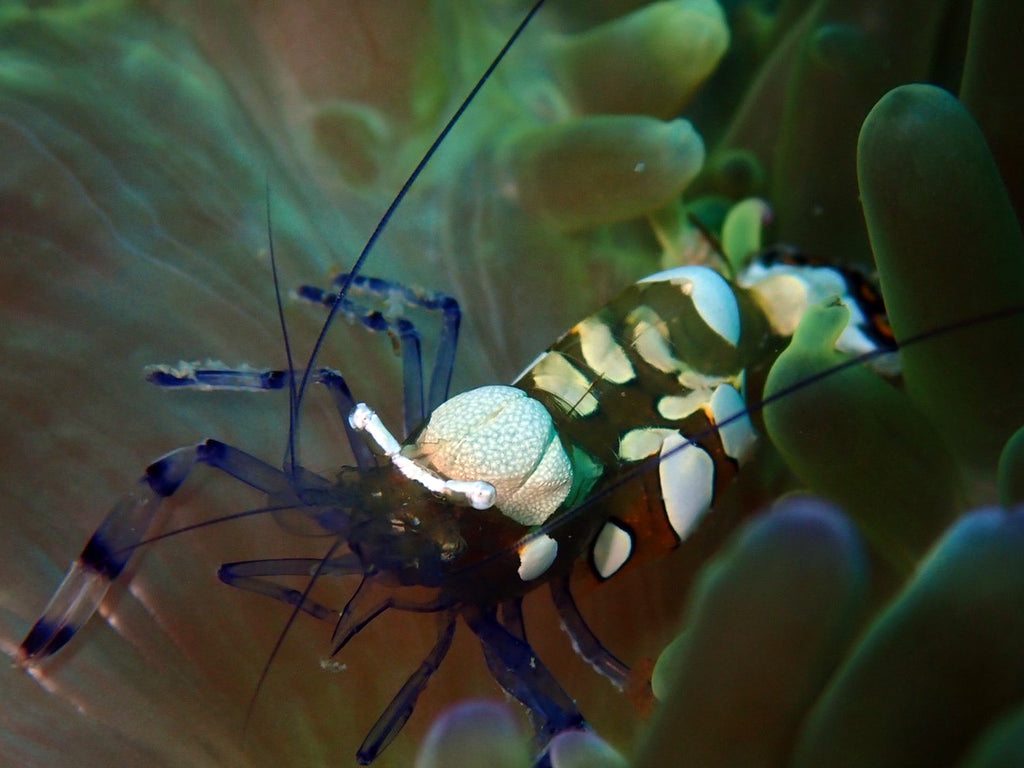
top-left (634, 161), bottom-right (646, 173)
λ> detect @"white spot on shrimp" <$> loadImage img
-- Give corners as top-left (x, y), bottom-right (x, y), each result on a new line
top-left (640, 266), bottom-right (742, 346)
top-left (576, 317), bottom-right (635, 384)
top-left (709, 384), bottom-right (758, 461)
top-left (659, 431), bottom-right (715, 540)
top-left (528, 352), bottom-right (599, 416)
top-left (592, 521), bottom-right (633, 579)
top-left (627, 306), bottom-right (681, 373)
top-left (619, 427), bottom-right (678, 461)
top-left (657, 390), bottom-right (711, 420)
top-left (518, 534), bottom-right (558, 581)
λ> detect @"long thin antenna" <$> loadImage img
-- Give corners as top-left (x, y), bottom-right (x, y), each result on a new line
top-left (116, 503), bottom-right (303, 554)
top-left (250, 0), bottom-right (550, 726)
top-left (265, 177), bottom-right (300, 480)
top-left (293, 0), bottom-right (548, 417)
top-left (244, 539), bottom-right (344, 731)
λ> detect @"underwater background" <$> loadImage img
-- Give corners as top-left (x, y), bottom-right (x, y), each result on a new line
top-left (0, 1), bottom-right (1022, 767)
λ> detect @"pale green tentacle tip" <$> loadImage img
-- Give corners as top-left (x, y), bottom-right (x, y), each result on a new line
top-left (788, 297), bottom-right (851, 356)
top-left (544, 0), bottom-right (729, 119)
top-left (498, 115), bottom-right (706, 231)
top-left (645, 0), bottom-right (732, 85)
top-left (650, 628), bottom-right (687, 702)
top-left (721, 197), bottom-right (771, 274)
top-left (414, 702), bottom-right (629, 768)
top-left (809, 23), bottom-right (874, 76)
top-left (414, 700), bottom-right (531, 768)
top-left (547, 730), bottom-right (629, 768)
top-left (998, 425), bottom-right (1024, 508)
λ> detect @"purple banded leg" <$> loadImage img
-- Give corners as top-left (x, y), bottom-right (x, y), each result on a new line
top-left (146, 365), bottom-right (375, 471)
top-left (337, 274), bottom-right (460, 415)
top-left (549, 575), bottom-right (630, 689)
top-left (499, 597), bottom-right (527, 641)
top-left (294, 288), bottom-right (424, 435)
top-left (330, 577), bottom-right (448, 656)
top-left (19, 439), bottom-right (322, 661)
top-left (217, 553), bottom-right (364, 621)
top-left (356, 611), bottom-right (458, 765)
top-left (296, 274), bottom-right (461, 427)
top-left (464, 604), bottom-right (585, 742)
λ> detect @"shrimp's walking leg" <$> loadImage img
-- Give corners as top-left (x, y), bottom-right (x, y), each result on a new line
top-left (356, 611), bottom-right (458, 765)
top-left (464, 604), bottom-right (586, 742)
top-left (295, 288), bottom-right (425, 433)
top-left (499, 597), bottom-right (527, 641)
top-left (332, 274), bottom-right (461, 414)
top-left (549, 574), bottom-right (630, 689)
top-left (147, 365), bottom-right (375, 470)
top-left (296, 274), bottom-right (461, 427)
top-left (19, 440), bottom-right (308, 661)
top-left (217, 554), bottom-right (364, 621)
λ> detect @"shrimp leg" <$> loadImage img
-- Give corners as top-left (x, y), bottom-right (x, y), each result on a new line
top-left (356, 611), bottom-right (458, 765)
top-left (216, 554), bottom-right (365, 621)
top-left (549, 574), bottom-right (630, 689)
top-left (296, 274), bottom-right (461, 430)
top-left (147, 365), bottom-right (376, 470)
top-left (19, 439), bottom-right (325, 661)
top-left (464, 604), bottom-right (586, 743)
